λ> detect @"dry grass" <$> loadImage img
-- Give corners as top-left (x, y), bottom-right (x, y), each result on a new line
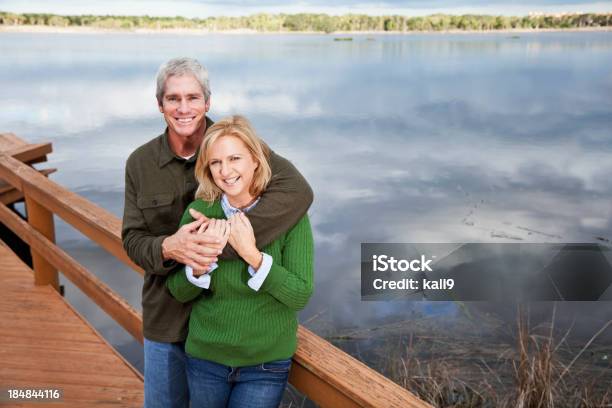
top-left (512, 305), bottom-right (555, 408)
top-left (364, 306), bottom-right (612, 407)
top-left (509, 306), bottom-right (612, 408)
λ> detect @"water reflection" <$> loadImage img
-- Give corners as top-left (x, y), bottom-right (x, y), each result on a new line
top-left (1, 32), bottom-right (611, 384)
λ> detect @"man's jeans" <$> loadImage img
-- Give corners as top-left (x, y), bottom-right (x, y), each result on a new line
top-left (144, 338), bottom-right (189, 408)
top-left (186, 355), bottom-right (291, 408)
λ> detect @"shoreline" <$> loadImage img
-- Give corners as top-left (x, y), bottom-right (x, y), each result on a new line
top-left (1, 24), bottom-right (611, 35)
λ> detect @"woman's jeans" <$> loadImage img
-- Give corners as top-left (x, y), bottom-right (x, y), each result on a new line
top-left (186, 355), bottom-right (291, 408)
top-left (144, 338), bottom-right (189, 408)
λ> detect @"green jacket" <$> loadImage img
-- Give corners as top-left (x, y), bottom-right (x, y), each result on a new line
top-left (122, 121), bottom-right (313, 342)
top-left (167, 199), bottom-right (314, 366)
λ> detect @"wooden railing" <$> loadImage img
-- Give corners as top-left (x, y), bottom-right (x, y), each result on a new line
top-left (0, 141), bottom-right (431, 408)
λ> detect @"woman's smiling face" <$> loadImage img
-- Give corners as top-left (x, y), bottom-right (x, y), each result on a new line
top-left (207, 135), bottom-right (259, 208)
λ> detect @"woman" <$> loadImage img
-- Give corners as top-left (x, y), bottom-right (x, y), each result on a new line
top-left (166, 115), bottom-right (314, 408)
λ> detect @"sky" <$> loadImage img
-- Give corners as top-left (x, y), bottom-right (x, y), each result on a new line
top-left (0, 0), bottom-right (611, 17)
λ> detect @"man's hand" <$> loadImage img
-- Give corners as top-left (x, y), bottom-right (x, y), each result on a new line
top-left (228, 213), bottom-right (262, 270)
top-left (162, 216), bottom-right (223, 270)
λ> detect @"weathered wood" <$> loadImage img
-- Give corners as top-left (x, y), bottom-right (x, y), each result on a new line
top-left (0, 242), bottom-right (143, 407)
top-left (24, 191), bottom-right (59, 291)
top-left (0, 203), bottom-right (143, 343)
top-left (26, 180), bottom-right (143, 273)
top-left (293, 326), bottom-right (432, 408)
top-left (1, 350), bottom-right (135, 371)
top-left (0, 188), bottom-right (23, 205)
top-left (0, 132), bottom-right (26, 150)
top-left (5, 380), bottom-right (143, 407)
top-left (0, 327), bottom-right (104, 343)
top-left (0, 168), bottom-right (56, 205)
top-left (0, 341), bottom-right (122, 357)
top-left (24, 154), bottom-right (50, 165)
top-left (0, 367), bottom-right (141, 388)
top-left (0, 320), bottom-right (93, 333)
top-left (0, 154), bottom-right (143, 275)
top-left (3, 142), bottom-right (52, 164)
top-left (0, 152), bottom-right (25, 189)
top-left (290, 363), bottom-right (361, 407)
top-left (0, 328), bottom-right (105, 342)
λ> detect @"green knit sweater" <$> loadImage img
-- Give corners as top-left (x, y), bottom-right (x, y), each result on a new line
top-left (166, 199), bottom-right (314, 367)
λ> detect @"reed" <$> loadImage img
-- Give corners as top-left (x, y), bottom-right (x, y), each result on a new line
top-left (360, 306), bottom-right (612, 407)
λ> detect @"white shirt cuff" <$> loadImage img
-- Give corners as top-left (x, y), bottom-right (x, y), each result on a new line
top-left (247, 253), bottom-right (273, 292)
top-left (185, 264), bottom-right (216, 289)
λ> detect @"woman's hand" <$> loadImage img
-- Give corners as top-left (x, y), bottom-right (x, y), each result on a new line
top-left (200, 218), bottom-right (230, 247)
top-left (228, 212), bottom-right (263, 270)
top-left (192, 219), bottom-right (230, 277)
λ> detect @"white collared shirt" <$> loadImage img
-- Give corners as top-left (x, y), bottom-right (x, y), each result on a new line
top-left (185, 194), bottom-right (273, 291)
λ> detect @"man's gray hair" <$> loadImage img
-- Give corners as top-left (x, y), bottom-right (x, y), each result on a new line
top-left (156, 57), bottom-right (211, 105)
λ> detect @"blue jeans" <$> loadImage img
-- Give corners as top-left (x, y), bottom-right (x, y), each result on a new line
top-left (186, 355), bottom-right (291, 408)
top-left (143, 338), bottom-right (189, 408)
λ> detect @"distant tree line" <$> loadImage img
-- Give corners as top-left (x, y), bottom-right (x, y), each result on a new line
top-left (1, 11), bottom-right (611, 33)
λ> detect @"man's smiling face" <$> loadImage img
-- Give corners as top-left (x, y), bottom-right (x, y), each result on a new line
top-left (159, 74), bottom-right (210, 141)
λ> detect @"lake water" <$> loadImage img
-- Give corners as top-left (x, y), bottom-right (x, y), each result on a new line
top-left (1, 31), bottom-right (611, 396)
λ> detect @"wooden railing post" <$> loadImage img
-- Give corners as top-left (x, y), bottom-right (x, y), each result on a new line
top-left (24, 192), bottom-right (59, 291)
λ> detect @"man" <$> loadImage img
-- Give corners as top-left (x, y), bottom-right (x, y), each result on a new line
top-left (122, 57), bottom-right (313, 408)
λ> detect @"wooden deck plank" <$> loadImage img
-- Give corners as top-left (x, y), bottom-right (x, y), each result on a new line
top-left (6, 379), bottom-right (145, 397)
top-left (0, 347), bottom-right (136, 367)
top-left (0, 334), bottom-right (102, 349)
top-left (0, 319), bottom-right (97, 331)
top-left (4, 380), bottom-right (143, 407)
top-left (1, 368), bottom-right (142, 387)
top-left (0, 242), bottom-right (143, 406)
top-left (0, 328), bottom-right (102, 342)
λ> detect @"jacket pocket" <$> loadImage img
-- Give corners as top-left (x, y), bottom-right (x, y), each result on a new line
top-left (137, 192), bottom-right (176, 234)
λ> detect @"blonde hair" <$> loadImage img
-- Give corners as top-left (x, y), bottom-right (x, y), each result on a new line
top-left (195, 115), bottom-right (271, 203)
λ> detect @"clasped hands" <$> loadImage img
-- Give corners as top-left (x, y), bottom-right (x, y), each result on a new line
top-left (161, 208), bottom-right (262, 277)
